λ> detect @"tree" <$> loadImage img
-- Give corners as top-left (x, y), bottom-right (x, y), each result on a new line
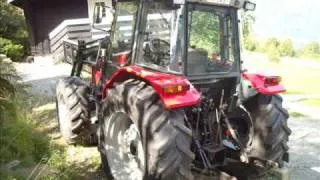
top-left (242, 12), bottom-right (256, 51)
top-left (279, 39), bottom-right (295, 57)
top-left (242, 12), bottom-right (255, 39)
top-left (299, 42), bottom-right (320, 58)
top-left (0, 0), bottom-right (28, 61)
top-left (189, 11), bottom-right (220, 54)
top-left (0, 0), bottom-right (28, 43)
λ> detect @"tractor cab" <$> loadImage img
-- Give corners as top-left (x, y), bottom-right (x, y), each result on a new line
top-left (129, 0), bottom-right (255, 78)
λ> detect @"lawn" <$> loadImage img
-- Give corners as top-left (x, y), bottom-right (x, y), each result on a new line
top-left (301, 98), bottom-right (320, 108)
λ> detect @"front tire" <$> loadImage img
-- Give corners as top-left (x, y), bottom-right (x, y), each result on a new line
top-left (98, 79), bottom-right (194, 180)
top-left (56, 77), bottom-right (94, 145)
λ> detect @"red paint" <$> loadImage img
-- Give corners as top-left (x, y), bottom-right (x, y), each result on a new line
top-left (102, 66), bottom-right (201, 109)
top-left (91, 58), bottom-right (104, 85)
top-left (225, 129), bottom-right (232, 137)
top-left (116, 53), bottom-right (129, 66)
top-left (242, 73), bottom-right (286, 95)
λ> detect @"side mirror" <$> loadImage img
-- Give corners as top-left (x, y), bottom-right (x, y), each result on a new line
top-left (92, 3), bottom-right (102, 24)
top-left (93, 3), bottom-right (114, 24)
top-left (244, 1), bottom-right (256, 11)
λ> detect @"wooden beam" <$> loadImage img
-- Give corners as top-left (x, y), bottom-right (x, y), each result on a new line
top-left (22, 1), bottom-right (37, 55)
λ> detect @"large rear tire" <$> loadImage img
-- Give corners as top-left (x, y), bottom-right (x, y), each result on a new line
top-left (56, 77), bottom-right (94, 145)
top-left (98, 79), bottom-right (194, 180)
top-left (245, 94), bottom-right (291, 167)
top-left (223, 94), bottom-right (291, 179)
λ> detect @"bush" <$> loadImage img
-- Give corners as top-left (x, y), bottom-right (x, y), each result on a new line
top-left (0, 0), bottom-right (29, 58)
top-left (244, 36), bottom-right (257, 51)
top-left (298, 42), bottom-right (320, 59)
top-left (267, 46), bottom-right (281, 62)
top-left (3, 43), bottom-right (24, 62)
top-left (0, 91), bottom-right (51, 165)
top-left (265, 38), bottom-right (280, 49)
top-left (0, 37), bottom-right (24, 62)
top-left (0, 55), bottom-right (50, 165)
top-left (279, 39), bottom-right (295, 57)
top-left (0, 115), bottom-right (50, 164)
top-left (254, 38), bottom-right (296, 62)
top-left (0, 0), bottom-right (28, 43)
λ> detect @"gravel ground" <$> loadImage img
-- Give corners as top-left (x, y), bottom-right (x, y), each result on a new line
top-left (288, 118), bottom-right (320, 180)
top-left (14, 56), bottom-right (71, 97)
top-left (14, 56), bottom-right (320, 179)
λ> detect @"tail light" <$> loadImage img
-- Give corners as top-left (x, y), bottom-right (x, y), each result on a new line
top-left (163, 84), bottom-right (190, 94)
top-left (264, 76), bottom-right (281, 87)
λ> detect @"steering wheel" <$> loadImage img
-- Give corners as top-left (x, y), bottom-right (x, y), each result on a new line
top-left (149, 38), bottom-right (170, 55)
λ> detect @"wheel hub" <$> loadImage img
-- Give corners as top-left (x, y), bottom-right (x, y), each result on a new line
top-left (122, 124), bottom-right (140, 155)
top-left (104, 113), bottom-right (145, 180)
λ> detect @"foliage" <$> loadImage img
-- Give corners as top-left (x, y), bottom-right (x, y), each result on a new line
top-left (0, 0), bottom-right (29, 61)
top-left (0, 37), bottom-right (24, 61)
top-left (0, 112), bottom-right (50, 164)
top-left (279, 39), bottom-right (295, 57)
top-left (0, 55), bottom-right (19, 123)
top-left (2, 42), bottom-right (24, 62)
top-left (244, 36), bottom-right (257, 51)
top-left (189, 11), bottom-right (220, 54)
top-left (298, 42), bottom-right (320, 59)
top-left (0, 55), bottom-right (17, 98)
top-left (240, 12), bottom-right (298, 61)
top-left (242, 12), bottom-right (256, 51)
top-left (0, 0), bottom-right (28, 43)
top-left (0, 53), bottom-right (50, 166)
top-left (248, 37), bottom-right (297, 62)
top-left (261, 38), bottom-right (281, 62)
top-left (0, 94), bottom-right (51, 179)
top-left (242, 13), bottom-right (255, 38)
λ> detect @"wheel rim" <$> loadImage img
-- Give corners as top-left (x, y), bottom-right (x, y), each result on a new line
top-left (103, 112), bottom-right (145, 180)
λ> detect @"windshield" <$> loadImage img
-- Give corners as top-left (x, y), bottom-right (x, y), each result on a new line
top-left (187, 4), bottom-right (236, 75)
top-left (135, 3), bottom-right (180, 73)
top-left (134, 2), bottom-right (237, 75)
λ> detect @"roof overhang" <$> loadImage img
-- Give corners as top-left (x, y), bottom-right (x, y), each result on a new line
top-left (8, 0), bottom-right (23, 8)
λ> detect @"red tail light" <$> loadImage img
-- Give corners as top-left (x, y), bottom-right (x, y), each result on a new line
top-left (264, 76), bottom-right (281, 87)
top-left (117, 54), bottom-right (128, 66)
top-left (163, 84), bottom-right (190, 94)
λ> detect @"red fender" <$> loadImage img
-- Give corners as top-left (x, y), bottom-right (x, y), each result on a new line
top-left (242, 72), bottom-right (286, 95)
top-left (102, 66), bottom-right (201, 109)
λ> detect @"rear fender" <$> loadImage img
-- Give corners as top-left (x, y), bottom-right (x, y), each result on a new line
top-left (241, 72), bottom-right (285, 99)
top-left (102, 66), bottom-right (201, 109)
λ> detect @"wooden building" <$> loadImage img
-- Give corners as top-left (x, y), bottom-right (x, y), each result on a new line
top-left (8, 0), bottom-right (109, 55)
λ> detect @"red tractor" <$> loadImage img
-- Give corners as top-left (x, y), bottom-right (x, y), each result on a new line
top-left (56, 0), bottom-right (291, 179)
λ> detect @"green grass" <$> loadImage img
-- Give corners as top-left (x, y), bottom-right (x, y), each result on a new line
top-left (289, 111), bottom-right (305, 118)
top-left (0, 90), bottom-right (102, 179)
top-left (0, 92), bottom-right (51, 165)
top-left (281, 66), bottom-right (320, 95)
top-left (301, 98), bottom-right (320, 108)
top-left (0, 92), bottom-right (52, 179)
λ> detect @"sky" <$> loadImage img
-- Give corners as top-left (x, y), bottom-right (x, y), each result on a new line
top-left (253, 0), bottom-right (320, 46)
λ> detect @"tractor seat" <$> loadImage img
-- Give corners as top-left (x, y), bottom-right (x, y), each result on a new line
top-left (187, 48), bottom-right (209, 75)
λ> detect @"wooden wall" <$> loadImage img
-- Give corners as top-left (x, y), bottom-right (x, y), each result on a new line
top-left (22, 0), bottom-right (89, 55)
